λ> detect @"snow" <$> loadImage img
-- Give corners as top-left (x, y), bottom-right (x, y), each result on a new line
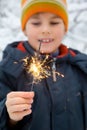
top-left (0, 0), bottom-right (87, 60)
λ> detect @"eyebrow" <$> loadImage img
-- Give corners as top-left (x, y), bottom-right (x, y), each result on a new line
top-left (31, 13), bottom-right (41, 19)
top-left (31, 13), bottom-right (60, 19)
top-left (51, 15), bottom-right (60, 19)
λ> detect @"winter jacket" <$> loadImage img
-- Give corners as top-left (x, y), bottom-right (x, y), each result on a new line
top-left (0, 41), bottom-right (87, 130)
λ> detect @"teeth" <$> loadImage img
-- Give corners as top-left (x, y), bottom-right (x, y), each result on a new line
top-left (40, 39), bottom-right (53, 43)
top-left (43, 40), bottom-right (49, 42)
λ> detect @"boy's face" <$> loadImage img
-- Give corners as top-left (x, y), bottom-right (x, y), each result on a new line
top-left (24, 12), bottom-right (66, 54)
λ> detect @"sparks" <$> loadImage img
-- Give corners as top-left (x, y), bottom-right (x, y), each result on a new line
top-left (22, 41), bottom-right (64, 88)
top-left (22, 54), bottom-right (64, 83)
top-left (22, 55), bottom-right (51, 82)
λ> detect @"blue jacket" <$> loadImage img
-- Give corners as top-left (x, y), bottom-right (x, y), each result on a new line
top-left (0, 41), bottom-right (87, 130)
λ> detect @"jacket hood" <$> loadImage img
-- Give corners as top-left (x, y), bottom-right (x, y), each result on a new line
top-left (0, 41), bottom-right (87, 78)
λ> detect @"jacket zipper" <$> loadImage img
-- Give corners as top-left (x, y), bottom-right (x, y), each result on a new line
top-left (52, 58), bottom-right (57, 82)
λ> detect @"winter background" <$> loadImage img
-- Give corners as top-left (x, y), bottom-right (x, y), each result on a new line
top-left (0, 0), bottom-right (87, 60)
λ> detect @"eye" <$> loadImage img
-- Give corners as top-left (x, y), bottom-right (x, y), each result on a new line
top-left (50, 22), bottom-right (60, 25)
top-left (32, 22), bottom-right (41, 26)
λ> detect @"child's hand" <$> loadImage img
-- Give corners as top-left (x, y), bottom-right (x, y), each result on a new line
top-left (5, 91), bottom-right (34, 123)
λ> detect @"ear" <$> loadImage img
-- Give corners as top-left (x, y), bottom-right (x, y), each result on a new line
top-left (64, 31), bottom-right (67, 35)
top-left (23, 29), bottom-right (27, 36)
top-left (64, 26), bottom-right (67, 35)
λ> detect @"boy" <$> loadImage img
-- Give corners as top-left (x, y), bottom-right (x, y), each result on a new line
top-left (0, 0), bottom-right (87, 130)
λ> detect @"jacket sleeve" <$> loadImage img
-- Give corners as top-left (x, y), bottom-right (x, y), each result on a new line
top-left (80, 73), bottom-right (87, 129)
top-left (0, 68), bottom-right (12, 130)
top-left (0, 63), bottom-right (32, 130)
top-left (0, 65), bottom-right (25, 130)
top-left (0, 68), bottom-right (23, 130)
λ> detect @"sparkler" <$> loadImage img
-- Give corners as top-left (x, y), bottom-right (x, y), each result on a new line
top-left (22, 41), bottom-right (64, 90)
top-left (22, 42), bottom-right (51, 90)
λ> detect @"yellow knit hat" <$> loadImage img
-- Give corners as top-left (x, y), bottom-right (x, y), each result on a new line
top-left (21, 0), bottom-right (68, 31)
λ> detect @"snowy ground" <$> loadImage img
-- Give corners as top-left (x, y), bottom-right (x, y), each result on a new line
top-left (0, 0), bottom-right (87, 60)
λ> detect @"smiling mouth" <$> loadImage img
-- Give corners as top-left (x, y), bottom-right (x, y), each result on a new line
top-left (39, 39), bottom-right (54, 44)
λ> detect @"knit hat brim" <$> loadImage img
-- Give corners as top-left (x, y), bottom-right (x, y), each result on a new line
top-left (21, 0), bottom-right (68, 31)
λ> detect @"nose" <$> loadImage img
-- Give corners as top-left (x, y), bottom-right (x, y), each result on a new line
top-left (42, 31), bottom-right (51, 34)
top-left (42, 24), bottom-right (51, 34)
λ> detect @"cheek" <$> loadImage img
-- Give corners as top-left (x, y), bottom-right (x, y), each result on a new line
top-left (27, 27), bottom-right (33, 36)
top-left (27, 28), bottom-right (39, 39)
top-left (55, 28), bottom-right (65, 40)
